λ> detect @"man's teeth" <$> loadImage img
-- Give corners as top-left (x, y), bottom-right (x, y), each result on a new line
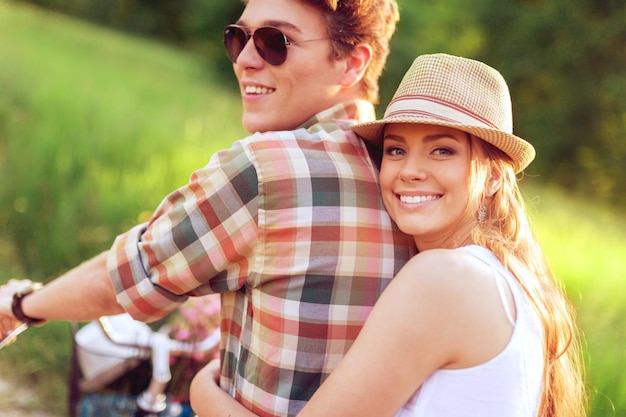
top-left (399, 194), bottom-right (439, 203)
top-left (245, 85), bottom-right (274, 94)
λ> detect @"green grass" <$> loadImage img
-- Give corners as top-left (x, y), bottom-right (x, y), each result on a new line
top-left (527, 185), bottom-right (626, 415)
top-left (0, 2), bottom-right (624, 416)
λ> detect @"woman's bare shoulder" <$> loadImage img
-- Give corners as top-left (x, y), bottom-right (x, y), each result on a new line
top-left (397, 248), bottom-right (492, 289)
top-left (390, 247), bottom-right (514, 369)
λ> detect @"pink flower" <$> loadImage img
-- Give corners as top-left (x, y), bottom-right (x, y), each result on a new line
top-left (167, 294), bottom-right (221, 346)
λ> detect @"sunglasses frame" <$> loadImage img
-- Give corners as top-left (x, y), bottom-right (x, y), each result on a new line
top-left (223, 24), bottom-right (329, 66)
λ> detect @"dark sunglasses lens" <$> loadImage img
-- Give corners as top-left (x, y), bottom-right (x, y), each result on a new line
top-left (223, 26), bottom-right (247, 63)
top-left (254, 27), bottom-right (288, 66)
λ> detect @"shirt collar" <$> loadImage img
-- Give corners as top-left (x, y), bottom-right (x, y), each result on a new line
top-left (299, 100), bottom-right (376, 131)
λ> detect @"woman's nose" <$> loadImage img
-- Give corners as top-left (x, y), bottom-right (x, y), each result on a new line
top-left (398, 159), bottom-right (427, 182)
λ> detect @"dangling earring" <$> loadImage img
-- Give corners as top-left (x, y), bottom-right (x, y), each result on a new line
top-left (478, 205), bottom-right (487, 223)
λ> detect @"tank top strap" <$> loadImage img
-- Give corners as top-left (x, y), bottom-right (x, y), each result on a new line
top-left (456, 245), bottom-right (517, 327)
top-left (493, 267), bottom-right (516, 326)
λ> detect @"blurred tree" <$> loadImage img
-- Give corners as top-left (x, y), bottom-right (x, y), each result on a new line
top-left (380, 0), bottom-right (489, 109)
top-left (474, 0), bottom-right (625, 206)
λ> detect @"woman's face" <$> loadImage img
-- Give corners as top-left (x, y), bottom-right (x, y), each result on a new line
top-left (379, 124), bottom-right (488, 250)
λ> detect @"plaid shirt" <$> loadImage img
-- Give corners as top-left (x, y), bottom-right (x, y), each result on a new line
top-left (108, 100), bottom-right (414, 417)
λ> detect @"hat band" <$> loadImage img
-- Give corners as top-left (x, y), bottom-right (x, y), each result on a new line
top-left (383, 96), bottom-right (500, 131)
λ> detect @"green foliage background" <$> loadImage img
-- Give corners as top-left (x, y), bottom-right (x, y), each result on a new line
top-left (11, 0), bottom-right (626, 208)
top-left (0, 1), bottom-right (624, 416)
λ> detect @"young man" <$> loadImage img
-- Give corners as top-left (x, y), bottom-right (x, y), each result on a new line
top-left (0, 1), bottom-right (413, 416)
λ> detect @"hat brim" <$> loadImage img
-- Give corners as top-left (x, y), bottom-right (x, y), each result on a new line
top-left (353, 116), bottom-right (536, 173)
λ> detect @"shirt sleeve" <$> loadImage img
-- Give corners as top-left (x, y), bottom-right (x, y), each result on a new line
top-left (107, 140), bottom-right (259, 321)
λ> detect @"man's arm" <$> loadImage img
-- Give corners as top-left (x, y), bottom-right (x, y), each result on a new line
top-left (0, 251), bottom-right (125, 335)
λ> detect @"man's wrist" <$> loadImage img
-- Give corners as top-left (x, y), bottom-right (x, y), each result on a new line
top-left (11, 283), bottom-right (46, 325)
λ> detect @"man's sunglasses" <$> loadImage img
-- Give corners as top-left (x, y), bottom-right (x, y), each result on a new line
top-left (223, 24), bottom-right (329, 66)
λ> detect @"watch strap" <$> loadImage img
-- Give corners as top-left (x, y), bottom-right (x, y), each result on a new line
top-left (11, 283), bottom-right (46, 325)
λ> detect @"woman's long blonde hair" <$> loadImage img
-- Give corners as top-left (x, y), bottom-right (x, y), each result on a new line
top-left (470, 139), bottom-right (587, 417)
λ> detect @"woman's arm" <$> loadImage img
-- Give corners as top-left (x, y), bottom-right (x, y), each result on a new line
top-left (296, 250), bottom-right (463, 417)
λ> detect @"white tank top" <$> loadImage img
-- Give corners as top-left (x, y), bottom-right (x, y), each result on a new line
top-left (395, 245), bottom-right (544, 417)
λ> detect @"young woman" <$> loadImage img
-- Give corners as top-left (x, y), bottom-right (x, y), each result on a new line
top-left (190, 54), bottom-right (586, 417)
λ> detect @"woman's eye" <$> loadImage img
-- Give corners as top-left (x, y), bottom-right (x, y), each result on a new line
top-left (433, 147), bottom-right (454, 156)
top-left (384, 146), bottom-right (406, 157)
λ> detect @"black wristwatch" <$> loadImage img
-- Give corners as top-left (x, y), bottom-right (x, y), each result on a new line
top-left (11, 283), bottom-right (46, 325)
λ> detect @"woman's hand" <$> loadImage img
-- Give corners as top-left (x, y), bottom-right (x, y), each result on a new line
top-left (190, 358), bottom-right (258, 417)
top-left (193, 358), bottom-right (221, 387)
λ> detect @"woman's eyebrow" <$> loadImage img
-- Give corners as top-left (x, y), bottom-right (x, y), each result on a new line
top-left (422, 133), bottom-right (461, 143)
top-left (383, 133), bottom-right (406, 143)
top-left (383, 133), bottom-right (462, 143)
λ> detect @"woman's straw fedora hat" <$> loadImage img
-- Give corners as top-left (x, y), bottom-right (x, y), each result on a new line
top-left (353, 53), bottom-right (536, 173)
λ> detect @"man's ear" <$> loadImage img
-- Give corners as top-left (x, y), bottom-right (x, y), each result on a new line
top-left (339, 43), bottom-right (372, 88)
top-left (485, 164), bottom-right (502, 197)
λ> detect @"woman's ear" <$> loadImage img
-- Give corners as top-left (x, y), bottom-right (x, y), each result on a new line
top-left (485, 164), bottom-right (502, 197)
top-left (339, 43), bottom-right (372, 88)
